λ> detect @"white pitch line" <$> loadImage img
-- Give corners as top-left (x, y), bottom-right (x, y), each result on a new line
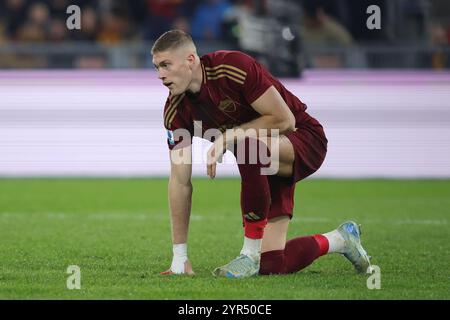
top-left (0, 212), bottom-right (447, 225)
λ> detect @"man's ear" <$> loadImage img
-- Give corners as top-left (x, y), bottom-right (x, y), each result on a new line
top-left (187, 53), bottom-right (196, 68)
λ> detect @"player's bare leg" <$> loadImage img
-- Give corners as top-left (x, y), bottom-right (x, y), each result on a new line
top-left (261, 216), bottom-right (290, 253)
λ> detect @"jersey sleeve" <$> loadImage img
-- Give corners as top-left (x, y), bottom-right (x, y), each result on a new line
top-left (163, 94), bottom-right (193, 150)
top-left (224, 51), bottom-right (274, 104)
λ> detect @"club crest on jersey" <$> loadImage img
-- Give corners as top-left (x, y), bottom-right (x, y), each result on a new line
top-left (218, 98), bottom-right (236, 113)
top-left (167, 130), bottom-right (175, 145)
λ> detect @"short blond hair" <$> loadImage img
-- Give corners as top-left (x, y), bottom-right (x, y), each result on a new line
top-left (151, 30), bottom-right (196, 54)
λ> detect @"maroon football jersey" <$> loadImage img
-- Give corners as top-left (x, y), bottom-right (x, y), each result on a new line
top-left (163, 50), bottom-right (312, 150)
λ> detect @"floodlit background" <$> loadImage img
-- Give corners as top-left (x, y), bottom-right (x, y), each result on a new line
top-left (0, 0), bottom-right (449, 178)
top-left (0, 0), bottom-right (449, 301)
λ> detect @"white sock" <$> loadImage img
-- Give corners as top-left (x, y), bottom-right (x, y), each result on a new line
top-left (170, 243), bottom-right (188, 273)
top-left (323, 229), bottom-right (346, 253)
top-left (240, 237), bottom-right (262, 262)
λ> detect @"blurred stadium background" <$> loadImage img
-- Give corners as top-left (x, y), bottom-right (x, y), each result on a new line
top-left (0, 0), bottom-right (449, 178)
top-left (0, 0), bottom-right (449, 301)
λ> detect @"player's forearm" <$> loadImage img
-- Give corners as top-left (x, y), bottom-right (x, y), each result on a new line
top-left (241, 114), bottom-right (294, 134)
top-left (168, 177), bottom-right (193, 244)
top-left (223, 114), bottom-right (295, 146)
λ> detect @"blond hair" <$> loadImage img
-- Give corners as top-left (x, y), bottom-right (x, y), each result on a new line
top-left (151, 30), bottom-right (196, 54)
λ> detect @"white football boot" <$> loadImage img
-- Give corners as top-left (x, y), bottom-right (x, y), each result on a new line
top-left (212, 254), bottom-right (260, 278)
top-left (337, 221), bottom-right (372, 273)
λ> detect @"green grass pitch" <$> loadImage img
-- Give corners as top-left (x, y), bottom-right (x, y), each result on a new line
top-left (0, 178), bottom-right (449, 299)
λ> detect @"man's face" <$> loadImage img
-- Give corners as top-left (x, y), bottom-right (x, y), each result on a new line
top-left (152, 48), bottom-right (192, 96)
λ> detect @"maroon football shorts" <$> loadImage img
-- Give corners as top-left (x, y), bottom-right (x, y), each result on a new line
top-left (267, 115), bottom-right (328, 220)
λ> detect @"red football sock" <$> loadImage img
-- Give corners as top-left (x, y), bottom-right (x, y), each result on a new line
top-left (259, 250), bottom-right (286, 274)
top-left (260, 236), bottom-right (327, 275)
top-left (244, 218), bottom-right (268, 239)
top-left (312, 234), bottom-right (329, 256)
top-left (267, 175), bottom-right (295, 218)
top-left (284, 236), bottom-right (323, 273)
top-left (235, 138), bottom-right (271, 239)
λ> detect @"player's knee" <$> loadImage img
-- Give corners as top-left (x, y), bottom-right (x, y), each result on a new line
top-left (278, 136), bottom-right (295, 164)
top-left (276, 161), bottom-right (293, 177)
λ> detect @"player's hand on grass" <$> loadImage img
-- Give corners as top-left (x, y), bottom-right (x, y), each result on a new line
top-left (160, 260), bottom-right (195, 276)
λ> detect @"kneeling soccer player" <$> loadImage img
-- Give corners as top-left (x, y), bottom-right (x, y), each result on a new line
top-left (152, 30), bottom-right (371, 278)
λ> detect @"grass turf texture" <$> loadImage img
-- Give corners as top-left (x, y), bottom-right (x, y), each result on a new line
top-left (0, 178), bottom-right (449, 300)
